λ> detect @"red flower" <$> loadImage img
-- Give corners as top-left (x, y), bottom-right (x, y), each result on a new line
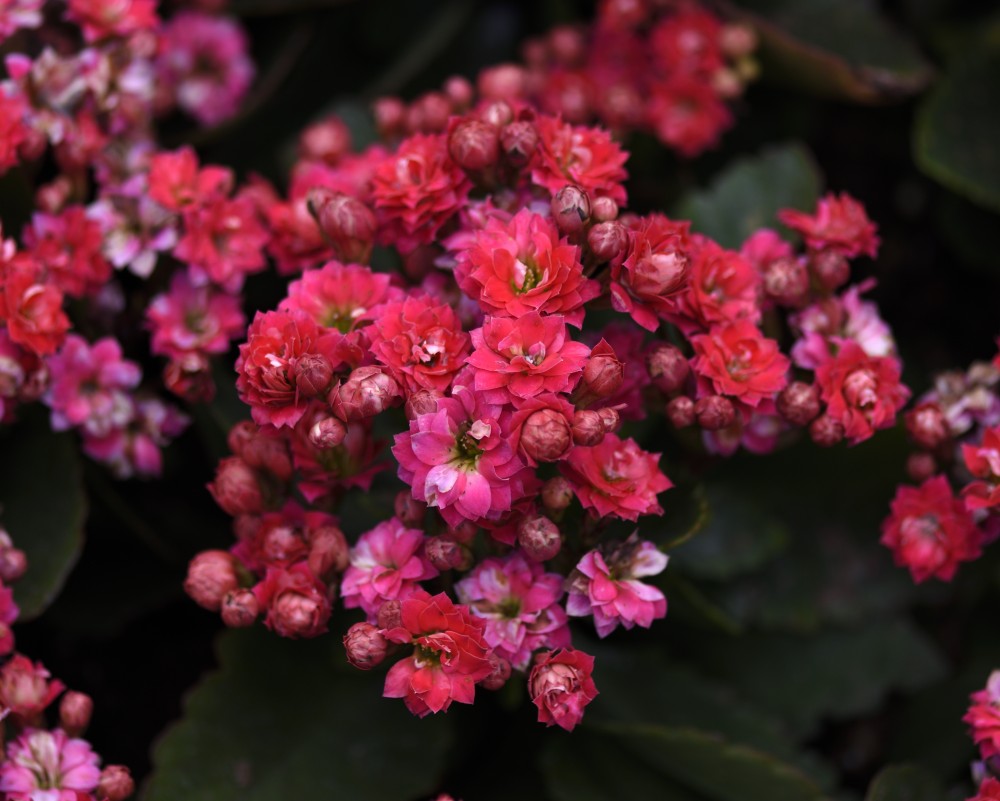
top-left (0, 655), bottom-right (65, 719)
top-left (691, 320), bottom-right (789, 409)
top-left (962, 426), bottom-right (1000, 510)
top-left (381, 590), bottom-right (493, 717)
top-left (528, 648), bottom-right (598, 731)
top-left (0, 257), bottom-right (69, 356)
top-left (24, 207), bottom-right (112, 298)
top-left (253, 564), bottom-right (331, 639)
top-left (0, 89), bottom-right (28, 175)
top-left (147, 147), bottom-right (233, 213)
top-left (970, 778), bottom-right (1000, 801)
top-left (815, 341), bottom-right (909, 445)
top-left (531, 115), bottom-right (629, 205)
top-left (647, 77), bottom-right (732, 157)
top-left (66, 0), bottom-right (159, 42)
top-left (668, 237), bottom-right (760, 335)
top-left (965, 671), bottom-right (1000, 761)
top-left (778, 193), bottom-right (879, 259)
top-left (880, 475), bottom-right (982, 583)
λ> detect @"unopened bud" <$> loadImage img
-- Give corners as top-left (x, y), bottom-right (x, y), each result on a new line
top-left (521, 409), bottom-right (572, 462)
top-left (478, 64), bottom-right (527, 101)
top-left (308, 526), bottom-right (349, 577)
top-left (633, 250), bottom-right (688, 297)
top-left (448, 120), bottom-right (499, 171)
top-left (762, 257), bottom-right (809, 307)
top-left (809, 414), bottom-right (844, 447)
top-left (481, 652), bottom-right (512, 691)
top-left (480, 100), bottom-right (514, 129)
top-left (59, 691), bottom-right (93, 736)
top-left (695, 395), bottom-right (735, 430)
top-left (720, 23), bottom-right (757, 59)
top-left (777, 381), bottom-right (820, 426)
top-left (666, 396), bottom-right (696, 428)
top-left (551, 185), bottom-right (591, 234)
top-left (184, 550), bottom-right (239, 612)
top-left (271, 591), bottom-right (325, 638)
top-left (500, 120), bottom-right (538, 166)
top-left (572, 410), bottom-right (606, 446)
top-left (226, 420), bottom-right (256, 456)
top-left (583, 339), bottom-right (624, 398)
top-left (310, 190), bottom-right (377, 264)
top-left (344, 622), bottom-right (388, 670)
top-left (394, 491), bottom-right (426, 527)
top-left (810, 249), bottom-right (850, 292)
top-left (309, 416), bottom-right (347, 449)
top-left (294, 353), bottom-right (333, 398)
top-left (905, 402), bottom-right (949, 450)
top-left (444, 75), bottom-right (473, 109)
top-left (98, 765), bottom-right (134, 801)
top-left (549, 25), bottom-right (585, 65)
top-left (541, 477), bottom-right (573, 511)
top-left (241, 430), bottom-right (293, 480)
top-left (647, 344), bottom-right (690, 394)
top-left (377, 599), bottom-right (402, 631)
top-left (597, 406), bottom-right (619, 432)
top-left (517, 515), bottom-right (562, 561)
top-left (221, 589), bottom-right (259, 628)
top-left (711, 68), bottom-right (744, 100)
top-left (451, 520), bottom-right (478, 544)
top-left (298, 116), bottom-right (351, 164)
top-left (373, 96), bottom-right (406, 139)
top-left (331, 366), bottom-right (401, 421)
top-left (208, 456), bottom-right (263, 516)
top-left (413, 92), bottom-right (450, 132)
top-left (405, 388), bottom-right (442, 419)
top-left (587, 221), bottom-right (628, 262)
top-left (0, 547), bottom-right (27, 583)
top-left (906, 452), bottom-right (937, 483)
top-left (425, 536), bottom-right (472, 571)
top-left (591, 196), bottom-right (619, 222)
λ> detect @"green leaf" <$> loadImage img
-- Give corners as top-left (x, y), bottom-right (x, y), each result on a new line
top-left (541, 723), bottom-right (828, 801)
top-left (0, 409), bottom-right (86, 620)
top-left (915, 39), bottom-right (1000, 212)
top-left (864, 764), bottom-right (945, 801)
top-left (673, 143), bottom-right (822, 248)
top-left (143, 628), bottom-right (454, 801)
top-left (727, 0), bottom-right (933, 102)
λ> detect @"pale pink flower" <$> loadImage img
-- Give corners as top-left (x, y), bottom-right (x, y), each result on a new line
top-left (0, 728), bottom-right (100, 800)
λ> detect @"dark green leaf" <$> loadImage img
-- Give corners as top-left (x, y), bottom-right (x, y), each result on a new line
top-left (864, 764), bottom-right (945, 801)
top-left (0, 408), bottom-right (86, 619)
top-left (673, 143), bottom-right (822, 248)
top-left (915, 40), bottom-right (1000, 212)
top-left (726, 0), bottom-right (933, 102)
top-left (541, 723), bottom-right (828, 801)
top-left (143, 628), bottom-right (454, 801)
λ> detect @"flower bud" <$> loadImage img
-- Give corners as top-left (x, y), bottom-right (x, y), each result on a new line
top-left (521, 409), bottom-right (573, 462)
top-left (632, 250), bottom-right (688, 297)
top-left (582, 339), bottom-right (624, 398)
top-left (308, 525), bottom-right (349, 577)
top-left (309, 190), bottom-right (377, 264)
top-left (478, 64), bottom-right (527, 100)
top-left (298, 116), bottom-right (351, 165)
top-left (309, 415), bottom-right (347, 449)
top-left (59, 691), bottom-right (93, 736)
top-left (809, 414), bottom-right (844, 447)
top-left (843, 368), bottom-right (878, 409)
top-left (208, 456), bottom-right (263, 516)
top-left (666, 396), bottom-right (695, 428)
top-left (777, 381), bottom-right (820, 426)
top-left (549, 25), bottom-right (585, 65)
top-left (711, 68), bottom-right (744, 100)
top-left (394, 491), bottom-right (426, 527)
top-left (591, 196), bottom-right (619, 222)
top-left (241, 430), bottom-right (293, 480)
top-left (500, 120), bottom-right (538, 166)
top-left (647, 343), bottom-right (690, 394)
top-left (810, 249), bottom-right (850, 292)
top-left (330, 366), bottom-right (401, 421)
top-left (376, 600), bottom-right (402, 631)
top-left (448, 119), bottom-right (499, 171)
top-left (226, 420), bottom-right (256, 456)
top-left (373, 96), bottom-right (405, 139)
top-left (572, 410), bottom-right (606, 446)
top-left (221, 589), bottom-right (259, 628)
top-left (0, 547), bottom-right (27, 583)
top-left (906, 451), bottom-right (937, 483)
top-left (517, 514), bottom-right (562, 561)
top-left (480, 99), bottom-right (514, 129)
top-left (720, 23), bottom-right (757, 58)
top-left (292, 354), bottom-right (334, 398)
top-left (695, 395), bottom-right (735, 430)
top-left (905, 402), bottom-right (949, 450)
top-left (587, 221), bottom-right (628, 262)
top-left (98, 765), bottom-right (135, 801)
top-left (405, 388), bottom-right (442, 419)
top-left (451, 520), bottom-right (478, 544)
top-left (541, 476), bottom-right (573, 511)
top-left (163, 354), bottom-right (214, 402)
top-left (444, 75), bottom-right (473, 109)
top-left (762, 257), bottom-right (809, 307)
top-left (271, 591), bottom-right (326, 638)
top-left (184, 550), bottom-right (239, 612)
top-left (597, 406), bottom-right (619, 432)
top-left (413, 92), bottom-right (450, 132)
top-left (425, 536), bottom-right (472, 571)
top-left (551, 185), bottom-right (591, 234)
top-left (344, 622), bottom-right (389, 670)
top-left (480, 652), bottom-right (512, 691)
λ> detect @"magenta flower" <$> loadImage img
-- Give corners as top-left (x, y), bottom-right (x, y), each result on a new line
top-left (147, 269), bottom-right (246, 360)
top-left (0, 728), bottom-right (101, 800)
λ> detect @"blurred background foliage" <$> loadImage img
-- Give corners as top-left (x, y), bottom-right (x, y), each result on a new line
top-left (10, 0), bottom-right (1000, 799)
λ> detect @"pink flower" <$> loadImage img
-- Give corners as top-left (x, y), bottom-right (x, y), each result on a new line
top-left (567, 535), bottom-right (668, 637)
top-left (531, 115), bottom-right (628, 205)
top-left (392, 388), bottom-right (531, 527)
top-left (253, 564), bottom-right (331, 639)
top-left (668, 237), bottom-right (760, 335)
top-left (528, 648), bottom-right (598, 731)
top-left (0, 580), bottom-right (18, 655)
top-left (44, 335), bottom-right (141, 438)
top-left (23, 208), bottom-right (111, 299)
top-left (147, 269), bottom-right (245, 360)
top-left (778, 193), bottom-right (879, 259)
top-left (66, 0), bottom-right (159, 42)
top-left (371, 133), bottom-right (471, 254)
top-left (455, 552), bottom-right (570, 670)
top-left (368, 294), bottom-right (470, 396)
top-left (0, 86), bottom-right (29, 174)
top-left (290, 410), bottom-right (386, 501)
top-left (562, 433), bottom-right (672, 521)
top-left (453, 209), bottom-right (599, 327)
top-left (81, 396), bottom-right (188, 479)
top-left (147, 147), bottom-right (233, 213)
top-left (690, 320), bottom-right (789, 409)
top-left (965, 671), bottom-right (1000, 760)
top-left (0, 729), bottom-right (101, 800)
top-left (962, 426), bottom-right (1000, 510)
top-left (467, 313), bottom-right (590, 405)
top-left (881, 475), bottom-right (983, 583)
top-left (0, 1), bottom-right (43, 44)
top-left (0, 656), bottom-right (65, 719)
top-left (279, 260), bottom-right (399, 336)
top-left (970, 778), bottom-right (1000, 801)
top-left (649, 8), bottom-right (723, 75)
top-left (647, 77), bottom-right (732, 157)
top-left (381, 591), bottom-right (493, 717)
top-left (341, 518), bottom-right (438, 620)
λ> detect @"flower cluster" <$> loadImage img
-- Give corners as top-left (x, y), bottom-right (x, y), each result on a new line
top-left (0, 526), bottom-right (133, 801)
